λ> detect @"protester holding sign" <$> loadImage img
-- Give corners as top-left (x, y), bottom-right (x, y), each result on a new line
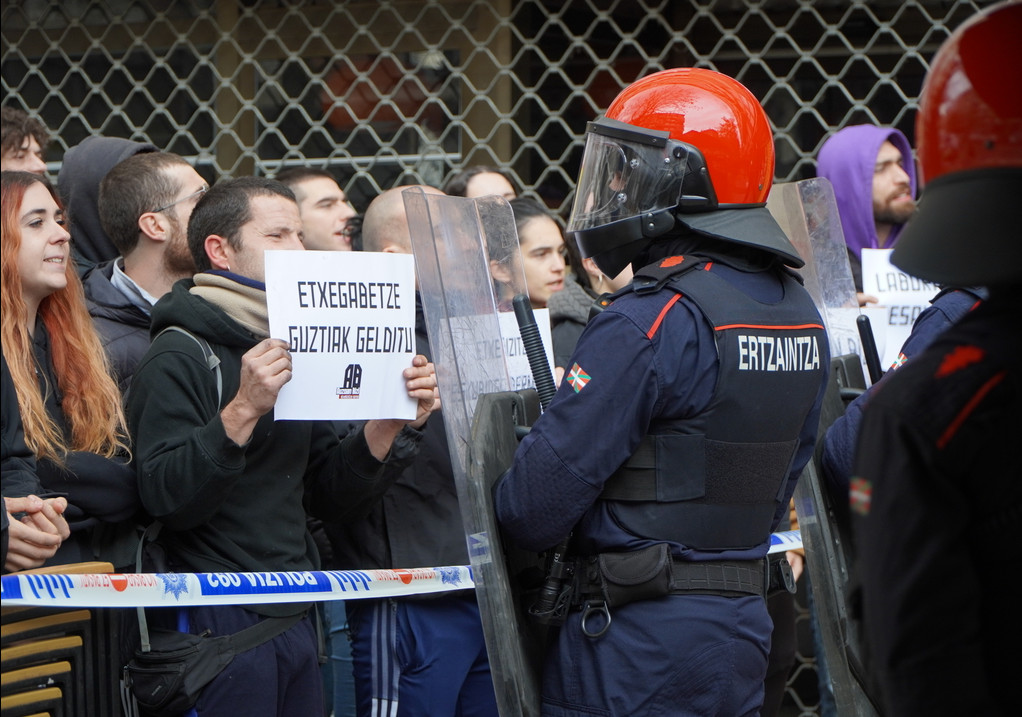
top-left (816, 123), bottom-right (917, 306)
top-left (125, 177), bottom-right (439, 717)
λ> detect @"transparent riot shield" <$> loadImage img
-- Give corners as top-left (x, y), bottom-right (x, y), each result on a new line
top-left (403, 189), bottom-right (543, 717)
top-left (767, 178), bottom-right (881, 715)
top-left (768, 178), bottom-right (869, 381)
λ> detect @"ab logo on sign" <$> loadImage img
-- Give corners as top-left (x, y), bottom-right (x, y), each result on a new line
top-left (337, 363), bottom-right (362, 399)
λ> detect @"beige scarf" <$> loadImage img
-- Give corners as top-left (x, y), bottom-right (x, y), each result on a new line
top-left (190, 272), bottom-right (270, 338)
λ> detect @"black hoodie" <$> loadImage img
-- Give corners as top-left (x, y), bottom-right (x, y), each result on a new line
top-left (57, 136), bottom-right (157, 274)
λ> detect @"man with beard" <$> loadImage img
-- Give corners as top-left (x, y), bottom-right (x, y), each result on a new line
top-left (817, 125), bottom-right (918, 306)
top-left (57, 136), bottom-right (158, 273)
top-left (812, 124), bottom-right (920, 716)
top-left (83, 151), bottom-right (208, 391)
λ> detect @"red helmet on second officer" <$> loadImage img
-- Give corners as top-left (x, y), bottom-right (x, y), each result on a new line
top-left (568, 68), bottom-right (802, 277)
top-left (892, 0), bottom-right (1022, 287)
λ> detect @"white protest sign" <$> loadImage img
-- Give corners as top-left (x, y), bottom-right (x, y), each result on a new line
top-left (498, 308), bottom-right (555, 392)
top-left (439, 309), bottom-right (557, 413)
top-left (860, 248), bottom-right (940, 369)
top-left (265, 250), bottom-right (417, 421)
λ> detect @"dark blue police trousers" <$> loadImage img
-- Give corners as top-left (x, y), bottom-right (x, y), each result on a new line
top-left (541, 593), bottom-right (772, 717)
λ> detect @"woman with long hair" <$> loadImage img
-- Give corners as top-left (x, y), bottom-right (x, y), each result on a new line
top-left (1, 170), bottom-right (139, 568)
top-left (489, 197), bottom-right (568, 314)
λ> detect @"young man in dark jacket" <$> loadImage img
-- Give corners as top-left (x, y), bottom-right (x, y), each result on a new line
top-left (126, 177), bottom-right (439, 717)
top-left (83, 151), bottom-right (207, 392)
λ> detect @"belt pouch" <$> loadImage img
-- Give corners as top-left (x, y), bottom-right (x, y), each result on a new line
top-left (597, 543), bottom-right (673, 608)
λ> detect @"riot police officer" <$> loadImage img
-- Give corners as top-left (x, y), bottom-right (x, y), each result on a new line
top-left (851, 3), bottom-right (1022, 714)
top-left (494, 68), bottom-right (829, 716)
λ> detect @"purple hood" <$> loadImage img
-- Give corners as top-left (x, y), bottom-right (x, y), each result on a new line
top-left (816, 124), bottom-right (917, 260)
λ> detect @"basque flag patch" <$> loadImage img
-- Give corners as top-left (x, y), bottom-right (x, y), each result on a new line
top-left (567, 363), bottom-right (591, 393)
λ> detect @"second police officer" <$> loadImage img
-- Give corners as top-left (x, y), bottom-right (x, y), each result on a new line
top-left (495, 68), bottom-right (830, 716)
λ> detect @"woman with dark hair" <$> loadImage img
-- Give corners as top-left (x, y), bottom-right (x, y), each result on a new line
top-left (1, 170), bottom-right (139, 569)
top-left (489, 197), bottom-right (567, 314)
top-left (442, 165), bottom-right (517, 200)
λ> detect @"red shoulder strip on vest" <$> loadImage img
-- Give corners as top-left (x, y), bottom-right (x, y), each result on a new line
top-left (937, 370), bottom-right (1005, 450)
top-left (647, 293), bottom-right (683, 340)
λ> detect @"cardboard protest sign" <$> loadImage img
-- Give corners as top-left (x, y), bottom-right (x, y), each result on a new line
top-left (860, 248), bottom-right (940, 369)
top-left (265, 250), bottom-right (417, 420)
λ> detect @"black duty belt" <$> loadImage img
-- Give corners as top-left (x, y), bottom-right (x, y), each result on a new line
top-left (668, 558), bottom-right (766, 598)
top-left (565, 548), bottom-right (770, 637)
top-left (572, 547), bottom-right (767, 610)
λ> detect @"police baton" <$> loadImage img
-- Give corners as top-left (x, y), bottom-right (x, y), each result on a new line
top-left (512, 294), bottom-right (557, 410)
top-left (512, 294), bottom-right (576, 625)
top-left (855, 313), bottom-right (884, 384)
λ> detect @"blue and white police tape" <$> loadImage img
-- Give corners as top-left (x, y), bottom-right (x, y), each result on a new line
top-left (1, 565), bottom-right (475, 609)
top-left (0, 530), bottom-right (801, 608)
top-left (769, 529), bottom-right (803, 554)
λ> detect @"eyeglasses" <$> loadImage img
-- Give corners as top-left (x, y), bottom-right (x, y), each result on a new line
top-left (150, 185), bottom-right (208, 214)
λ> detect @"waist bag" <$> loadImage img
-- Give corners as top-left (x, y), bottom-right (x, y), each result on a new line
top-left (123, 522), bottom-right (303, 716)
top-left (123, 611), bottom-right (302, 717)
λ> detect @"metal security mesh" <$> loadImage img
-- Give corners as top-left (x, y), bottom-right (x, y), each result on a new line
top-left (2, 0), bottom-right (998, 216)
top-left (0, 1), bottom-right (1000, 713)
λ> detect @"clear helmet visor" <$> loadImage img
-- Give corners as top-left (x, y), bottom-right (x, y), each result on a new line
top-left (567, 121), bottom-right (690, 235)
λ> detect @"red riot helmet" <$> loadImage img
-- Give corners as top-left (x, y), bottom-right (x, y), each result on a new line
top-left (567, 68), bottom-right (802, 277)
top-left (892, 0), bottom-right (1022, 286)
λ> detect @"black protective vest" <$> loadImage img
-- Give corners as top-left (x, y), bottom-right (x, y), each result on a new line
top-left (601, 256), bottom-right (826, 550)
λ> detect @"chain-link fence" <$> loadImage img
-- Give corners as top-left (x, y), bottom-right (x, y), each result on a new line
top-left (0, 1), bottom-right (1000, 714)
top-left (2, 0), bottom-right (998, 216)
